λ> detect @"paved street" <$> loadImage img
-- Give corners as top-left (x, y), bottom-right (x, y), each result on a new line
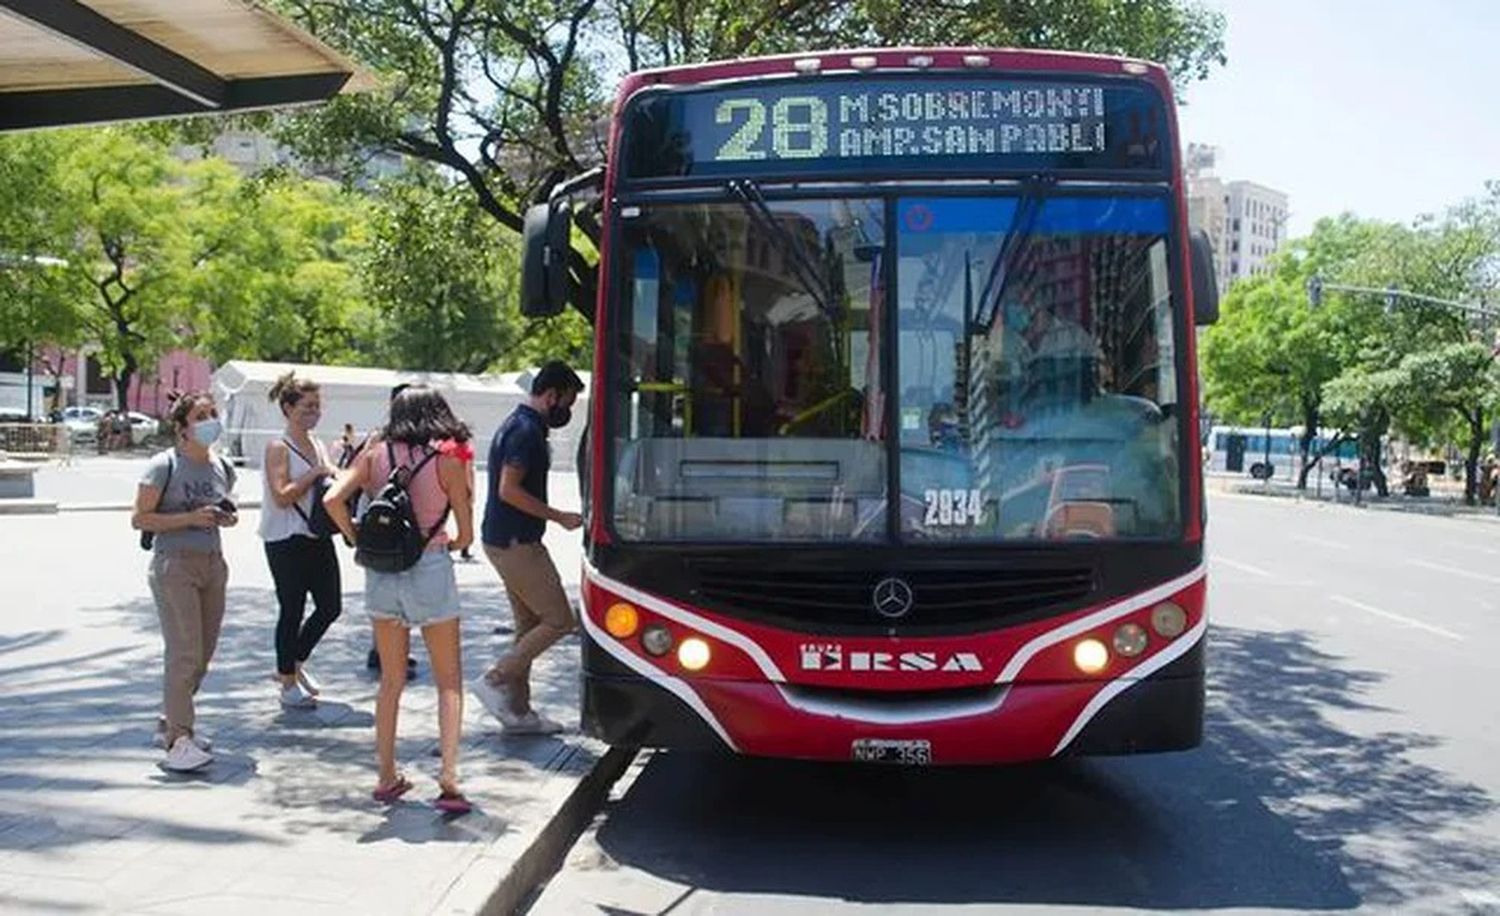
top-left (532, 493), bottom-right (1500, 915)
top-left (0, 470), bottom-right (599, 915)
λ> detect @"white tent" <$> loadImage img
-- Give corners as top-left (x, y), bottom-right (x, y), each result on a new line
top-left (212, 360), bottom-right (590, 470)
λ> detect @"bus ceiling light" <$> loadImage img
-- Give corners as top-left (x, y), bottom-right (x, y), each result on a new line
top-left (962, 54), bottom-right (991, 68)
top-left (1122, 61), bottom-right (1150, 75)
top-left (1113, 623), bottom-right (1149, 658)
top-left (850, 55), bottom-right (878, 71)
top-left (678, 637), bottom-right (712, 671)
top-left (1151, 602), bottom-right (1188, 639)
top-left (907, 54), bottom-right (935, 69)
top-left (640, 624), bottom-right (674, 657)
top-left (793, 57), bottom-right (822, 74)
top-left (604, 602), bottom-right (640, 639)
top-left (1074, 638), bottom-right (1110, 675)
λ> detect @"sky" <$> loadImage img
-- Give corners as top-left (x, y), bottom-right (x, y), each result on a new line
top-left (1176, 0), bottom-right (1499, 237)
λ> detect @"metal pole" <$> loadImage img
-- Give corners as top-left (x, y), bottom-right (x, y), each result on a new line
top-left (24, 338), bottom-right (33, 421)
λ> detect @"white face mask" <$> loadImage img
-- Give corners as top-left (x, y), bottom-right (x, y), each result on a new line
top-left (190, 418), bottom-right (222, 447)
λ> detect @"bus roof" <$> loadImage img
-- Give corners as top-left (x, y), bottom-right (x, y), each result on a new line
top-left (616, 47), bottom-right (1171, 102)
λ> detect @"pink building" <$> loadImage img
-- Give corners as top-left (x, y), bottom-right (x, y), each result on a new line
top-left (38, 347), bottom-right (214, 417)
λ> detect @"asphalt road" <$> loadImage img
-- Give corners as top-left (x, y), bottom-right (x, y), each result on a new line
top-left (530, 493), bottom-right (1500, 915)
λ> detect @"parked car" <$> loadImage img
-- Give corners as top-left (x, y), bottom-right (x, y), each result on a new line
top-left (60, 406), bottom-right (104, 443)
top-left (124, 411), bottom-right (158, 445)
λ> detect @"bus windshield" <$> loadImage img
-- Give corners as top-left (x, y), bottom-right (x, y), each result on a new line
top-left (609, 192), bottom-right (1182, 542)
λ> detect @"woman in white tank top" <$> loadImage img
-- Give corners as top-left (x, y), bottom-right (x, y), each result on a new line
top-left (260, 372), bottom-right (341, 710)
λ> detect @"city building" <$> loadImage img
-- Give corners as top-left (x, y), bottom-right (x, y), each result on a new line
top-left (1185, 144), bottom-right (1289, 289)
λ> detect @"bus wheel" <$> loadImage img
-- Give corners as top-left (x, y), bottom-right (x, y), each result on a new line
top-left (1250, 463), bottom-right (1273, 480)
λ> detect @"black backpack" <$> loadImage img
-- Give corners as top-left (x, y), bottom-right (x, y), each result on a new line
top-left (281, 438), bottom-right (338, 539)
top-left (354, 442), bottom-right (448, 573)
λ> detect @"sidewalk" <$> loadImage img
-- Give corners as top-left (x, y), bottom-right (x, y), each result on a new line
top-left (0, 474), bottom-right (623, 915)
top-left (1209, 475), bottom-right (1500, 523)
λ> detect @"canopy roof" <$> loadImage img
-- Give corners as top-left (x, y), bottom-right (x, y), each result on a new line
top-left (0, 0), bottom-right (370, 131)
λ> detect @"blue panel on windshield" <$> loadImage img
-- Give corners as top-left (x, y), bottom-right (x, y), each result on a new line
top-left (897, 196), bottom-right (1167, 235)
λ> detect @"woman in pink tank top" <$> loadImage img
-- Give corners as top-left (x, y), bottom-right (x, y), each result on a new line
top-left (324, 385), bottom-right (475, 813)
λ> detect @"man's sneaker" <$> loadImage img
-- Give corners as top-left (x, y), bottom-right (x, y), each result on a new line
top-left (153, 723), bottom-right (211, 752)
top-left (160, 735), bottom-right (214, 772)
top-left (470, 676), bottom-right (523, 728)
top-left (296, 666), bottom-right (322, 696)
top-left (504, 711), bottom-right (566, 736)
top-left (280, 682), bottom-right (318, 709)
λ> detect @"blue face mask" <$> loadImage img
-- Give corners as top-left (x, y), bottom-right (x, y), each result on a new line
top-left (191, 418), bottom-right (222, 447)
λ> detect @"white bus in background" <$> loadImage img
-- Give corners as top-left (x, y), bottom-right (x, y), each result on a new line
top-left (1207, 425), bottom-right (1358, 480)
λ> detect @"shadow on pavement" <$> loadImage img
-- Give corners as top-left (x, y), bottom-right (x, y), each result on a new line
top-left (592, 625), bottom-right (1497, 910)
top-left (0, 579), bottom-right (587, 855)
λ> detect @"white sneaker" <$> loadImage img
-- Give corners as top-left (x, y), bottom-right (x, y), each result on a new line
top-left (470, 676), bottom-right (523, 728)
top-left (504, 711), bottom-right (566, 736)
top-left (280, 682), bottom-right (318, 709)
top-left (160, 735), bottom-right (214, 772)
top-left (153, 724), bottom-right (211, 752)
top-left (296, 666), bottom-right (322, 696)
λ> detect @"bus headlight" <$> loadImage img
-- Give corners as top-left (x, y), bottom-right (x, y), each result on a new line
top-left (677, 638), bottom-right (711, 671)
top-left (1073, 638), bottom-right (1109, 674)
top-left (1113, 623), bottom-right (1149, 657)
top-left (1151, 603), bottom-right (1188, 639)
top-left (640, 625), bottom-right (674, 657)
top-left (605, 603), bottom-right (640, 639)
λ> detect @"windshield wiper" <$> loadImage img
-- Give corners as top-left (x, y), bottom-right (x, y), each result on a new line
top-left (727, 178), bottom-right (837, 320)
top-left (972, 174), bottom-right (1057, 333)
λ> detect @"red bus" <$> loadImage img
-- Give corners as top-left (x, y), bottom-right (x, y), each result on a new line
top-left (522, 48), bottom-right (1220, 765)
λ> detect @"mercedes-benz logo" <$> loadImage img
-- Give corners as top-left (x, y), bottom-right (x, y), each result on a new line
top-left (872, 577), bottom-right (914, 619)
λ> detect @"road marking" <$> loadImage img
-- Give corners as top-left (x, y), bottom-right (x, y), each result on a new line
top-left (1443, 542), bottom-right (1500, 557)
top-left (1331, 594), bottom-right (1464, 642)
top-left (1408, 559), bottom-right (1500, 585)
top-left (1214, 557), bottom-right (1273, 578)
top-left (1290, 534), bottom-right (1350, 551)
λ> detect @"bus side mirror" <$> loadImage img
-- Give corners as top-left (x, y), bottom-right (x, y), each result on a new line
top-left (1189, 229), bottom-right (1220, 326)
top-left (521, 200), bottom-right (572, 319)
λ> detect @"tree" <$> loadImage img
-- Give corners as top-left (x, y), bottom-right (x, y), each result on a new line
top-left (362, 173), bottom-right (521, 373)
top-left (1392, 342), bottom-right (1500, 504)
top-left (267, 0), bottom-right (1226, 318)
top-left (47, 129), bottom-right (244, 410)
top-left (1201, 216), bottom-right (1397, 488)
top-left (194, 176), bottom-right (377, 366)
top-left (0, 132), bottom-right (89, 389)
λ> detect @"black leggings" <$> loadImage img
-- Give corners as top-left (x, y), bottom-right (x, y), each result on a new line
top-left (265, 535), bottom-right (342, 676)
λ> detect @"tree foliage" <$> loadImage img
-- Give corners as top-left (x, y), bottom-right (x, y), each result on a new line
top-left (1205, 187), bottom-right (1500, 498)
top-left (267, 0), bottom-right (1226, 317)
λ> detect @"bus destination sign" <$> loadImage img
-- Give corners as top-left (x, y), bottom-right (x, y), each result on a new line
top-left (623, 76), bottom-right (1167, 180)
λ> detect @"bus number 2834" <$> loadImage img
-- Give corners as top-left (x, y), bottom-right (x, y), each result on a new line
top-left (924, 489), bottom-right (984, 527)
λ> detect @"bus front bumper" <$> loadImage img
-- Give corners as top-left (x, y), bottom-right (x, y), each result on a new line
top-left (581, 639), bottom-right (1204, 765)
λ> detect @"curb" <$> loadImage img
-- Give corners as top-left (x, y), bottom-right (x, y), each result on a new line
top-left (432, 743), bottom-right (637, 916)
top-left (1216, 487), bottom-right (1500, 522)
top-left (479, 744), bottom-right (637, 916)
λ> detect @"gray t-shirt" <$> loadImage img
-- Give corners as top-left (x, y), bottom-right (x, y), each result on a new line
top-left (140, 449), bottom-right (237, 554)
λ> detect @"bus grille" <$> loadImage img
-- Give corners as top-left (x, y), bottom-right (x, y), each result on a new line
top-left (691, 565), bottom-right (1095, 628)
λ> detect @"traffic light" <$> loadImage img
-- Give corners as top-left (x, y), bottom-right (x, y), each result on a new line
top-left (1306, 276), bottom-right (1323, 307)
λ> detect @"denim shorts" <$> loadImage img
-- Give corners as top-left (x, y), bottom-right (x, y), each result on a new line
top-left (365, 549), bottom-right (461, 627)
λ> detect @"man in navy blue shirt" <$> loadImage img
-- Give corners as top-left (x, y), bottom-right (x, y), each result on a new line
top-left (471, 361), bottom-right (585, 733)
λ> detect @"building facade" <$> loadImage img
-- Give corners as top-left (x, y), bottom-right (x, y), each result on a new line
top-left (1185, 144), bottom-right (1289, 290)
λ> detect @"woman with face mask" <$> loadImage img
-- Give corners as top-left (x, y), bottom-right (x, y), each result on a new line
top-left (130, 392), bottom-right (238, 773)
top-left (260, 372), bottom-right (342, 710)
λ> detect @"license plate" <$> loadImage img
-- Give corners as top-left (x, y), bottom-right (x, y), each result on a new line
top-left (851, 738), bottom-right (932, 766)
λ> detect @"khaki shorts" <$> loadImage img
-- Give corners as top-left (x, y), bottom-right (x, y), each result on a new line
top-left (483, 542), bottom-right (574, 633)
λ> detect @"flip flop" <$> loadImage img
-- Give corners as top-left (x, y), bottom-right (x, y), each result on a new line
top-left (372, 775), bottom-right (413, 804)
top-left (434, 790), bottom-right (472, 815)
